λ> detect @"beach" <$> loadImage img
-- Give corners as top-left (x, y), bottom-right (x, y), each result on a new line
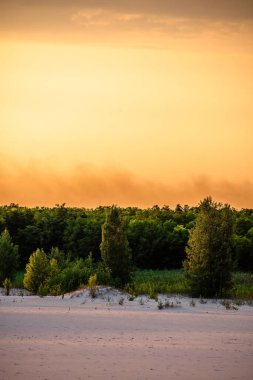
top-left (0, 290), bottom-right (252, 380)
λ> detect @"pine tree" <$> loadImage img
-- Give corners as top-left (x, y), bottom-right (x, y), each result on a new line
top-left (100, 206), bottom-right (132, 285)
top-left (0, 229), bottom-right (19, 284)
top-left (23, 248), bottom-right (49, 293)
top-left (184, 197), bottom-right (234, 297)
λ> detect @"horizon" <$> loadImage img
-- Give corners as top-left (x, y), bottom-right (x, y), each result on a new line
top-left (0, 198), bottom-right (251, 211)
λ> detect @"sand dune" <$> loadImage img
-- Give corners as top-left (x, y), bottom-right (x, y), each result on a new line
top-left (0, 289), bottom-right (252, 380)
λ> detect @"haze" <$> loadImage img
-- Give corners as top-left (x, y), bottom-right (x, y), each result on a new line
top-left (1, 0), bottom-right (253, 208)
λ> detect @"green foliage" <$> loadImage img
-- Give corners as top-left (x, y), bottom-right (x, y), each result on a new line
top-left (3, 278), bottom-right (12, 296)
top-left (0, 229), bottom-right (19, 284)
top-left (21, 249), bottom-right (111, 295)
top-left (1, 203), bottom-right (252, 274)
top-left (88, 274), bottom-right (97, 298)
top-left (23, 249), bottom-right (49, 293)
top-left (127, 219), bottom-right (189, 269)
top-left (46, 258), bottom-right (62, 295)
top-left (131, 269), bottom-right (190, 296)
top-left (230, 272), bottom-right (253, 299)
top-left (59, 254), bottom-right (101, 294)
top-left (148, 285), bottom-right (158, 301)
top-left (60, 259), bottom-right (88, 294)
top-left (184, 197), bottom-right (234, 297)
top-left (100, 206), bottom-right (132, 285)
top-left (130, 269), bottom-right (252, 300)
top-left (49, 247), bottom-right (65, 268)
top-left (13, 271), bottom-right (25, 288)
top-left (232, 235), bottom-right (253, 271)
top-left (0, 202), bottom-right (252, 292)
top-left (38, 283), bottom-right (49, 297)
top-left (94, 261), bottom-right (111, 284)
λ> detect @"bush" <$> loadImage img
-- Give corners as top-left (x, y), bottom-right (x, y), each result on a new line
top-left (38, 283), bottom-right (49, 297)
top-left (88, 274), bottom-right (97, 298)
top-left (60, 263), bottom-right (83, 294)
top-left (3, 278), bottom-right (12, 296)
top-left (94, 261), bottom-right (111, 285)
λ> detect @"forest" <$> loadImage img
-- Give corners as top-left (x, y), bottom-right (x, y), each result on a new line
top-left (0, 201), bottom-right (253, 297)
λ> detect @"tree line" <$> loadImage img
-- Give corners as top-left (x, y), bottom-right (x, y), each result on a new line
top-left (0, 202), bottom-right (252, 272)
top-left (0, 204), bottom-right (253, 271)
top-left (0, 199), bottom-right (252, 297)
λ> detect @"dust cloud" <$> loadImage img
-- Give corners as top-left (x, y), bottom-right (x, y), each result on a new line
top-left (0, 160), bottom-right (252, 209)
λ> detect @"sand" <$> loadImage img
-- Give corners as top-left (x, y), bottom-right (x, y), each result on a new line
top-left (0, 288), bottom-right (252, 380)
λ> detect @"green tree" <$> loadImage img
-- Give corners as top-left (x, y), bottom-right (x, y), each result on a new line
top-left (45, 258), bottom-right (61, 295)
top-left (23, 248), bottom-right (49, 293)
top-left (100, 206), bottom-right (132, 285)
top-left (0, 229), bottom-right (19, 284)
top-left (184, 197), bottom-right (234, 297)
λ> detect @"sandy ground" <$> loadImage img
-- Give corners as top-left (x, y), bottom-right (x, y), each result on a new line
top-left (0, 288), bottom-right (253, 380)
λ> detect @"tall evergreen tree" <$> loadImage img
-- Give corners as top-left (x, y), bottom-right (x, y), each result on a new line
top-left (0, 229), bottom-right (19, 284)
top-left (100, 206), bottom-right (132, 285)
top-left (184, 197), bottom-right (234, 297)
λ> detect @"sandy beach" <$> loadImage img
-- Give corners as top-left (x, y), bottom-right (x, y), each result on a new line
top-left (0, 289), bottom-right (252, 380)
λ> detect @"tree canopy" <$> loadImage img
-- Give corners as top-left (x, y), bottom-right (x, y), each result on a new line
top-left (184, 197), bottom-right (234, 297)
top-left (0, 202), bottom-right (252, 274)
top-left (100, 206), bottom-right (132, 285)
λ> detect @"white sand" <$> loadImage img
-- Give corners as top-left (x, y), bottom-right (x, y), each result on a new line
top-left (0, 288), bottom-right (252, 380)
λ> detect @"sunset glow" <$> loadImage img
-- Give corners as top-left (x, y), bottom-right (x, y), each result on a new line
top-left (1, 1), bottom-right (253, 208)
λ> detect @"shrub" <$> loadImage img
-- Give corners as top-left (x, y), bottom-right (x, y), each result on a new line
top-left (95, 261), bottom-right (111, 285)
top-left (38, 283), bottom-right (49, 297)
top-left (148, 285), bottom-right (158, 301)
top-left (3, 278), bottom-right (12, 296)
top-left (88, 274), bottom-right (97, 298)
top-left (60, 262), bottom-right (82, 293)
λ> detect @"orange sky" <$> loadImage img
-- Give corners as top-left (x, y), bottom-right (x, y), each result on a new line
top-left (1, 0), bottom-right (253, 208)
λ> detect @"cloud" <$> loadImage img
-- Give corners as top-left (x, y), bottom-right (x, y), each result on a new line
top-left (0, 159), bottom-right (252, 209)
top-left (71, 9), bottom-right (250, 40)
top-left (1, 1), bottom-right (253, 21)
top-left (1, 0), bottom-right (252, 43)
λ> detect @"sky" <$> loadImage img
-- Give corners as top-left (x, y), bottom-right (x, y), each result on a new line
top-left (1, 0), bottom-right (253, 208)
